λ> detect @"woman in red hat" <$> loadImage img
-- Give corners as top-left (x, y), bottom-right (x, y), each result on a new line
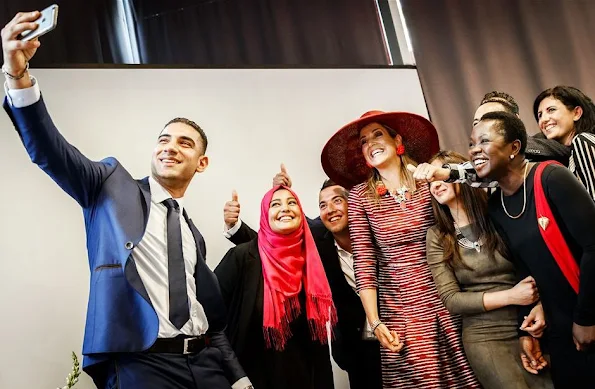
top-left (321, 111), bottom-right (481, 388)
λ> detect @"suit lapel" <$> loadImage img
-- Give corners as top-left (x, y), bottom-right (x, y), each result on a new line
top-left (183, 209), bottom-right (207, 260)
top-left (137, 177), bottom-right (151, 230)
top-left (320, 230), bottom-right (344, 274)
top-left (124, 179), bottom-right (227, 329)
top-left (318, 230), bottom-right (361, 306)
top-left (124, 177), bottom-right (152, 304)
top-left (183, 211), bottom-right (227, 331)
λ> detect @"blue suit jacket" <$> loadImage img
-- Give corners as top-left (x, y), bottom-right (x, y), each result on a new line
top-left (4, 97), bottom-right (246, 385)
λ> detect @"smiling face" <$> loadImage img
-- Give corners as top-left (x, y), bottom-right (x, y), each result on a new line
top-left (319, 185), bottom-right (349, 234)
top-left (151, 122), bottom-right (208, 187)
top-left (428, 159), bottom-right (458, 207)
top-left (468, 120), bottom-right (515, 179)
top-left (537, 96), bottom-right (581, 145)
top-left (359, 122), bottom-right (401, 168)
top-left (268, 189), bottom-right (303, 235)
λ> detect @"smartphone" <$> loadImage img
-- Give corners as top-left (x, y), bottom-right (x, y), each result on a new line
top-left (20, 4), bottom-right (59, 41)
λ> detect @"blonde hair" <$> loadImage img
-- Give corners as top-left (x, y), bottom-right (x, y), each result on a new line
top-left (362, 123), bottom-right (418, 202)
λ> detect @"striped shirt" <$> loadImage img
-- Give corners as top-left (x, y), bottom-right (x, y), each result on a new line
top-left (348, 183), bottom-right (480, 388)
top-left (570, 133), bottom-right (595, 201)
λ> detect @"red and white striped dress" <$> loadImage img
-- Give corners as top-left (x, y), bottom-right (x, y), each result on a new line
top-left (348, 182), bottom-right (480, 388)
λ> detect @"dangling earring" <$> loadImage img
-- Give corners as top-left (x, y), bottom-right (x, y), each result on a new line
top-left (397, 145), bottom-right (406, 156)
top-left (509, 155), bottom-right (515, 160)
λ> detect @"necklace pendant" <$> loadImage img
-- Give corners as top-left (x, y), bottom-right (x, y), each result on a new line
top-left (500, 161), bottom-right (529, 219)
top-left (399, 200), bottom-right (407, 210)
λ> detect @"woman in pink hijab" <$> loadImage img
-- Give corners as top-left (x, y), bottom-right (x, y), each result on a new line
top-left (215, 185), bottom-right (337, 389)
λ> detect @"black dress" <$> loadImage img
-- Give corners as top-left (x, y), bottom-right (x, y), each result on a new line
top-left (214, 238), bottom-right (335, 389)
top-left (488, 163), bottom-right (595, 388)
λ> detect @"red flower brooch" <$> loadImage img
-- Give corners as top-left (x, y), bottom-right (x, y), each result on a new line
top-left (376, 182), bottom-right (412, 210)
top-left (376, 182), bottom-right (388, 196)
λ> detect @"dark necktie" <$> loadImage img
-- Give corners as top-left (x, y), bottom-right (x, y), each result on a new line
top-left (162, 199), bottom-right (190, 329)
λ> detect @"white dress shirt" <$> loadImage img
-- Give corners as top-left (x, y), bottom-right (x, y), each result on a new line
top-left (223, 218), bottom-right (243, 238)
top-left (5, 80), bottom-right (210, 337)
top-left (4, 77), bottom-right (41, 107)
top-left (6, 78), bottom-right (254, 388)
top-left (334, 240), bottom-right (356, 292)
top-left (332, 240), bottom-right (377, 339)
top-left (133, 177), bottom-right (209, 338)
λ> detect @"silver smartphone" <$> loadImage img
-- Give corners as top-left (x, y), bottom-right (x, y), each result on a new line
top-left (20, 4), bottom-right (59, 41)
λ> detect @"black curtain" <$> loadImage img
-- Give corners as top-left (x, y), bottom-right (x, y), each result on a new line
top-left (131, 0), bottom-right (389, 65)
top-left (1, 0), bottom-right (126, 65)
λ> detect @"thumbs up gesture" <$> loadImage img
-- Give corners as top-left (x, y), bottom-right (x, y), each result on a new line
top-left (224, 190), bottom-right (240, 229)
top-left (273, 163), bottom-right (292, 187)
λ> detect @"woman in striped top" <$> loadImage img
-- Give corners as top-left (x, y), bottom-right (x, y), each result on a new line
top-left (533, 86), bottom-right (595, 200)
top-left (321, 111), bottom-right (481, 388)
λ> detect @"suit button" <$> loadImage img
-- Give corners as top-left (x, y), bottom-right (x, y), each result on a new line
top-left (125, 241), bottom-right (134, 250)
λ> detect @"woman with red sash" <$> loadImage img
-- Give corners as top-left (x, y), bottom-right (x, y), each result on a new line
top-left (470, 111), bottom-right (595, 388)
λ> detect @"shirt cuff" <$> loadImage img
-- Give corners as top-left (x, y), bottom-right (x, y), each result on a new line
top-left (231, 376), bottom-right (252, 389)
top-left (4, 76), bottom-right (40, 108)
top-left (223, 219), bottom-right (242, 238)
top-left (442, 163), bottom-right (466, 184)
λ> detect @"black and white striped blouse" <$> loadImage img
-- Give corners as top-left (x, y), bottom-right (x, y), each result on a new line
top-left (570, 132), bottom-right (595, 201)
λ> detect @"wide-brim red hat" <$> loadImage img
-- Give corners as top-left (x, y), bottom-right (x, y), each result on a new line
top-left (321, 110), bottom-right (440, 189)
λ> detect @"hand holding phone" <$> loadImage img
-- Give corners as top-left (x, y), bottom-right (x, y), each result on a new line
top-left (1, 10), bottom-right (46, 86)
top-left (20, 4), bottom-right (59, 41)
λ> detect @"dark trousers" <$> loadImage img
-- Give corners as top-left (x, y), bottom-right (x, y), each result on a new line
top-left (100, 348), bottom-right (231, 389)
top-left (345, 340), bottom-right (382, 389)
top-left (548, 337), bottom-right (595, 389)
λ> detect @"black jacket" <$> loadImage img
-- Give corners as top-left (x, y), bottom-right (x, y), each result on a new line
top-left (214, 238), bottom-right (335, 389)
top-left (227, 219), bottom-right (372, 371)
top-left (526, 132), bottom-right (571, 165)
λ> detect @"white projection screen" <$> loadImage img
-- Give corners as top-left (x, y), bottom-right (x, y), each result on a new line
top-left (0, 68), bottom-right (429, 389)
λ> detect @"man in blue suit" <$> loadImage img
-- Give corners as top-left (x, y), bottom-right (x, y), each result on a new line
top-left (2, 10), bottom-right (252, 389)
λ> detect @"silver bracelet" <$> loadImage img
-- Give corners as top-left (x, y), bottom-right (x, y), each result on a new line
top-left (370, 319), bottom-right (382, 332)
top-left (2, 62), bottom-right (29, 80)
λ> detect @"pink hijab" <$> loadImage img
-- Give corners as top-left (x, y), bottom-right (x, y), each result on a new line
top-left (258, 185), bottom-right (337, 350)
